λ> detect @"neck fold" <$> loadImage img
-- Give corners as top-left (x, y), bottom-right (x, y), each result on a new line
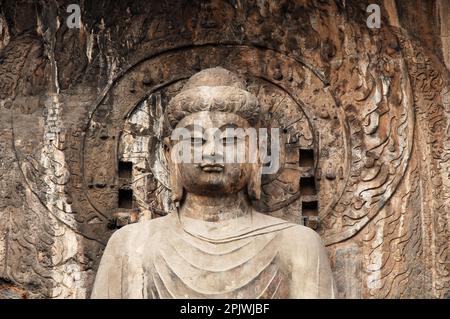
top-left (179, 190), bottom-right (251, 222)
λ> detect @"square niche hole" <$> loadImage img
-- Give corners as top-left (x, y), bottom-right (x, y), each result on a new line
top-left (119, 161), bottom-right (133, 179)
top-left (302, 201), bottom-right (318, 217)
top-left (299, 149), bottom-right (314, 167)
top-left (300, 176), bottom-right (317, 195)
top-left (118, 189), bottom-right (133, 209)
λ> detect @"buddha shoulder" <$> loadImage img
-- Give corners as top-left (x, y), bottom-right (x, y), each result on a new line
top-left (254, 212), bottom-right (322, 242)
top-left (279, 223), bottom-right (327, 256)
top-left (105, 215), bottom-right (171, 251)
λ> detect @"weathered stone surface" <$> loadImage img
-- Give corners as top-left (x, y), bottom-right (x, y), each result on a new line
top-left (0, 0), bottom-right (448, 298)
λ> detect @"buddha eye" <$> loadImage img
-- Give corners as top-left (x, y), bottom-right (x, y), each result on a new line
top-left (190, 137), bottom-right (204, 146)
top-left (222, 136), bottom-right (238, 146)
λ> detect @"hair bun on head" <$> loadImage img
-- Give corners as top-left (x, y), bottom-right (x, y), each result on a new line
top-left (182, 67), bottom-right (247, 90)
top-left (164, 67), bottom-right (260, 134)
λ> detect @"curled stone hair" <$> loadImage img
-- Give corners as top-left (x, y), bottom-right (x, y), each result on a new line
top-left (164, 67), bottom-right (260, 136)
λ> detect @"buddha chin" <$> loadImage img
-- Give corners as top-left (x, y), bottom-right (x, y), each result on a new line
top-left (177, 161), bottom-right (251, 196)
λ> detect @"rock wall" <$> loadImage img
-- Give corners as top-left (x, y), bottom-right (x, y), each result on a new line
top-left (0, 0), bottom-right (448, 298)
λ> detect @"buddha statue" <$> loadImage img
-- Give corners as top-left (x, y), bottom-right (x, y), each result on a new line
top-left (91, 67), bottom-right (336, 299)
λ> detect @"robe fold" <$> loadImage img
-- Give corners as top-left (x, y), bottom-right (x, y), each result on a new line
top-left (91, 212), bottom-right (336, 299)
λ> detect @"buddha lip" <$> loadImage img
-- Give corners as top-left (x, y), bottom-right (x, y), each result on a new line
top-left (199, 163), bottom-right (224, 168)
top-left (199, 163), bottom-right (224, 172)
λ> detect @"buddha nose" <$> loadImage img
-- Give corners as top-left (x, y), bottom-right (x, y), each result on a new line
top-left (202, 137), bottom-right (225, 163)
top-left (203, 139), bottom-right (216, 157)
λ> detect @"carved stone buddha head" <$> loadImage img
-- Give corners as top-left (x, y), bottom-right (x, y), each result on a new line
top-left (163, 67), bottom-right (263, 205)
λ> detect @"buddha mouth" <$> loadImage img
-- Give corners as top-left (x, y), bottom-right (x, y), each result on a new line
top-left (199, 163), bottom-right (224, 172)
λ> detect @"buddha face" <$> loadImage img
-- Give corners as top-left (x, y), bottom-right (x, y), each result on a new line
top-left (168, 111), bottom-right (256, 197)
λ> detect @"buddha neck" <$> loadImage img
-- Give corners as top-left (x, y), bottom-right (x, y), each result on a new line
top-left (179, 191), bottom-right (251, 222)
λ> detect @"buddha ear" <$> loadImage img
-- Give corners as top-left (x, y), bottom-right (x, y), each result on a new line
top-left (169, 164), bottom-right (184, 203)
top-left (247, 162), bottom-right (262, 200)
top-left (163, 137), bottom-right (184, 203)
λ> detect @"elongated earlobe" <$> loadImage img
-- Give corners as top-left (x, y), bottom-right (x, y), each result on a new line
top-left (169, 164), bottom-right (184, 203)
top-left (247, 163), bottom-right (261, 200)
top-left (164, 139), bottom-right (184, 203)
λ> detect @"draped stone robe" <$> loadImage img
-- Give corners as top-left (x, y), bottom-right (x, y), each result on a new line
top-left (91, 211), bottom-right (336, 298)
